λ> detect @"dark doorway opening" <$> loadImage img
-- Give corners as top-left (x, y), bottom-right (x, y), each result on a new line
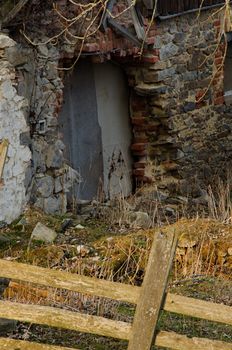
top-left (59, 59), bottom-right (132, 204)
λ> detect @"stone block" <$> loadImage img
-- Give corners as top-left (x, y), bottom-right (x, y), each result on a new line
top-left (46, 145), bottom-right (63, 169)
top-left (160, 43), bottom-right (178, 60)
top-left (31, 222), bottom-right (57, 243)
top-left (36, 175), bottom-right (54, 198)
top-left (135, 83), bottom-right (167, 95)
top-left (0, 34), bottom-right (15, 49)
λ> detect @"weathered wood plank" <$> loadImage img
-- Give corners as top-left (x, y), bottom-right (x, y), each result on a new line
top-left (155, 331), bottom-right (232, 350)
top-left (1, 259), bottom-right (232, 327)
top-left (0, 140), bottom-right (8, 181)
top-left (164, 293), bottom-right (232, 326)
top-left (0, 300), bottom-right (132, 340)
top-left (0, 259), bottom-right (140, 304)
top-left (0, 338), bottom-right (78, 350)
top-left (127, 229), bottom-right (177, 350)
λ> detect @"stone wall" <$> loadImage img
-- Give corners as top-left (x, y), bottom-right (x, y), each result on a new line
top-left (126, 11), bottom-right (232, 201)
top-left (0, 34), bottom-right (31, 224)
top-left (1, 3), bottom-right (232, 222)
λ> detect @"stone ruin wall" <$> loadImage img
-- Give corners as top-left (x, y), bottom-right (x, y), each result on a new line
top-left (1, 3), bottom-right (232, 223)
top-left (128, 13), bottom-right (232, 201)
top-left (0, 34), bottom-right (31, 223)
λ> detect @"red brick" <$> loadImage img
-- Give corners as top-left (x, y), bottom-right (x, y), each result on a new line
top-left (132, 150), bottom-right (147, 157)
top-left (133, 169), bottom-right (145, 177)
top-left (131, 117), bottom-right (146, 126)
top-left (214, 96), bottom-right (224, 105)
top-left (145, 123), bottom-right (159, 131)
top-left (196, 89), bottom-right (206, 101)
top-left (146, 37), bottom-right (155, 45)
top-left (215, 57), bottom-right (223, 66)
top-left (133, 125), bottom-right (147, 132)
top-left (215, 90), bottom-right (224, 98)
top-left (135, 176), bottom-right (153, 184)
top-left (214, 19), bottom-right (221, 27)
top-left (142, 55), bottom-right (159, 64)
top-left (131, 143), bottom-right (147, 151)
top-left (215, 50), bottom-right (222, 58)
top-left (83, 43), bottom-right (99, 52)
top-left (134, 162), bottom-right (146, 169)
top-left (133, 136), bottom-right (149, 143)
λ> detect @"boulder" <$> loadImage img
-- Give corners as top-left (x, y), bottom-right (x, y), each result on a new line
top-left (31, 222), bottom-right (57, 243)
top-left (127, 211), bottom-right (152, 229)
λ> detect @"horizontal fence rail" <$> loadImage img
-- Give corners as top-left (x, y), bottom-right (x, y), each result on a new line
top-left (0, 259), bottom-right (232, 327)
top-left (0, 300), bottom-right (132, 340)
top-left (0, 259), bottom-right (140, 304)
top-left (0, 338), bottom-right (79, 350)
top-left (0, 330), bottom-right (232, 350)
top-left (0, 227), bottom-right (231, 350)
top-left (155, 331), bottom-right (232, 350)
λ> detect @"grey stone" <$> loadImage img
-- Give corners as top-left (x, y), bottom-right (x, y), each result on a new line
top-left (0, 34), bottom-right (15, 48)
top-left (46, 62), bottom-right (58, 80)
top-left (36, 175), bottom-right (54, 198)
top-left (31, 222), bottom-right (57, 243)
top-left (173, 32), bottom-right (186, 44)
top-left (183, 102), bottom-right (196, 112)
top-left (37, 44), bottom-right (49, 57)
top-left (135, 83), bottom-right (167, 95)
top-left (54, 176), bottom-right (63, 193)
top-left (181, 71), bottom-right (198, 81)
top-left (43, 196), bottom-right (65, 214)
top-left (24, 165), bottom-right (33, 191)
top-left (160, 43), bottom-right (178, 60)
top-left (127, 211), bottom-right (152, 229)
top-left (46, 145), bottom-right (63, 169)
top-left (6, 46), bottom-right (29, 66)
top-left (20, 131), bottom-right (31, 146)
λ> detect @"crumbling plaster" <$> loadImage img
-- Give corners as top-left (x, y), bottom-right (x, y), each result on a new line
top-left (0, 34), bottom-right (31, 223)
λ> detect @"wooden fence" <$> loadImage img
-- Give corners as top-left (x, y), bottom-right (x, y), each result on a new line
top-left (0, 230), bottom-right (231, 349)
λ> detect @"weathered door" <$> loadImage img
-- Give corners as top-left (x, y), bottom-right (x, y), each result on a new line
top-left (59, 59), bottom-right (132, 203)
top-left (59, 60), bottom-right (104, 201)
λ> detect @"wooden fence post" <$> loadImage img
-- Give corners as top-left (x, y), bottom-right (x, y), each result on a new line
top-left (127, 229), bottom-right (177, 350)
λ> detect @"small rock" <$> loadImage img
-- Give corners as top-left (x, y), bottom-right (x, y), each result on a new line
top-left (228, 247), bottom-right (232, 256)
top-left (178, 233), bottom-right (198, 248)
top-left (76, 245), bottom-right (91, 256)
top-left (0, 222), bottom-right (7, 229)
top-left (75, 224), bottom-right (85, 230)
top-left (127, 211), bottom-right (152, 229)
top-left (61, 218), bottom-right (73, 232)
top-left (0, 34), bottom-right (15, 49)
top-left (16, 217), bottom-right (28, 226)
top-left (31, 222), bottom-right (57, 243)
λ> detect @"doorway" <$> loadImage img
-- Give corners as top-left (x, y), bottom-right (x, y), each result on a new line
top-left (59, 59), bottom-right (132, 203)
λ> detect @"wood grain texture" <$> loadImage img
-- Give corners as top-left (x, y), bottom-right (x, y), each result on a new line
top-left (0, 300), bottom-right (132, 340)
top-left (127, 229), bottom-right (177, 350)
top-left (155, 331), bottom-right (232, 350)
top-left (0, 259), bottom-right (140, 304)
top-left (164, 293), bottom-right (232, 326)
top-left (0, 338), bottom-right (78, 350)
top-left (0, 139), bottom-right (8, 180)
